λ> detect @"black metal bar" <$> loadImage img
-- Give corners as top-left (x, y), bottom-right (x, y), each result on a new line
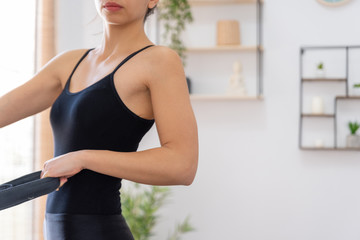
top-left (259, 48), bottom-right (263, 97)
top-left (256, 0), bottom-right (260, 97)
top-left (334, 98), bottom-right (337, 148)
top-left (259, 0), bottom-right (263, 96)
top-left (299, 47), bottom-right (304, 149)
top-left (346, 47), bottom-right (349, 96)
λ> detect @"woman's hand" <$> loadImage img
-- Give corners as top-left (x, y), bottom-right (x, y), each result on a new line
top-left (41, 151), bottom-right (84, 189)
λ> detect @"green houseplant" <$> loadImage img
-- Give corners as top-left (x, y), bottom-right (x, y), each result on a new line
top-left (346, 121), bottom-right (360, 148)
top-left (157, 1), bottom-right (194, 92)
top-left (158, 0), bottom-right (194, 65)
top-left (315, 62), bottom-right (325, 78)
top-left (121, 183), bottom-right (195, 240)
top-left (317, 62), bottom-right (323, 70)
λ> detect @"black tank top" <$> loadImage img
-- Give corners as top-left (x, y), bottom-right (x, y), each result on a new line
top-left (46, 45), bottom-right (155, 214)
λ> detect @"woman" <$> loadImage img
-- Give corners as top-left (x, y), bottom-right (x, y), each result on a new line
top-left (0, 0), bottom-right (198, 239)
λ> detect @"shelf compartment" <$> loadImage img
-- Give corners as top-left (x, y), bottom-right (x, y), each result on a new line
top-left (301, 113), bottom-right (335, 118)
top-left (186, 45), bottom-right (263, 52)
top-left (189, 0), bottom-right (262, 5)
top-left (179, 0), bottom-right (264, 99)
top-left (302, 78), bottom-right (347, 82)
top-left (190, 94), bottom-right (263, 100)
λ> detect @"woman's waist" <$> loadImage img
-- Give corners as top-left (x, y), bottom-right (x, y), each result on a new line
top-left (45, 212), bottom-right (125, 220)
top-left (44, 212), bottom-right (134, 240)
top-left (46, 191), bottom-right (123, 215)
top-left (45, 174), bottom-right (123, 215)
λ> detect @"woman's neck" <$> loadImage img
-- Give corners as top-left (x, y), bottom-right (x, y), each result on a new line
top-left (97, 20), bottom-right (152, 58)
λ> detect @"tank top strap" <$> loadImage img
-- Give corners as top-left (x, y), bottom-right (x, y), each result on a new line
top-left (65, 48), bottom-right (95, 89)
top-left (111, 45), bottom-right (154, 75)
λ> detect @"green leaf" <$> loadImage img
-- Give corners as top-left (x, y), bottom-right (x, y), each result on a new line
top-left (158, 0), bottom-right (194, 65)
top-left (348, 121), bottom-right (360, 135)
top-left (167, 216), bottom-right (195, 240)
top-left (317, 62), bottom-right (323, 69)
top-left (122, 184), bottom-right (174, 239)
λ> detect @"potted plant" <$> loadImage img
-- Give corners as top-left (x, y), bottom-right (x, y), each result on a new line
top-left (353, 83), bottom-right (360, 96)
top-left (315, 62), bottom-right (325, 78)
top-left (121, 183), bottom-right (195, 240)
top-left (346, 121), bottom-right (360, 148)
top-left (158, 0), bottom-right (193, 64)
top-left (158, 0), bottom-right (194, 92)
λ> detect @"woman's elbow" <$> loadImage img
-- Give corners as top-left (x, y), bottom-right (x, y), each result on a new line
top-left (165, 144), bottom-right (198, 186)
top-left (183, 172), bottom-right (196, 186)
top-left (178, 156), bottom-right (198, 186)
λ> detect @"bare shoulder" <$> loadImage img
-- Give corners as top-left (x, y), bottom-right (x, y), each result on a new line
top-left (145, 45), bottom-right (182, 65)
top-left (142, 45), bottom-right (185, 85)
top-left (39, 48), bottom-right (89, 74)
top-left (39, 48), bottom-right (90, 86)
top-left (49, 49), bottom-right (89, 68)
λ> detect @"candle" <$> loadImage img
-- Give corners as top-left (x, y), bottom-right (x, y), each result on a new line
top-left (315, 139), bottom-right (324, 148)
top-left (312, 96), bottom-right (324, 114)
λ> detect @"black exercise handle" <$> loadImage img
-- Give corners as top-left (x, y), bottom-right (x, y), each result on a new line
top-left (0, 171), bottom-right (60, 211)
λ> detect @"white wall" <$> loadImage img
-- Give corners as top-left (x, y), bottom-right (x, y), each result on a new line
top-left (56, 1), bottom-right (360, 239)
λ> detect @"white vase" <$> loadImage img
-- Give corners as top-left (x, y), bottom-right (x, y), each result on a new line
top-left (353, 87), bottom-right (360, 96)
top-left (315, 69), bottom-right (326, 78)
top-left (346, 134), bottom-right (360, 148)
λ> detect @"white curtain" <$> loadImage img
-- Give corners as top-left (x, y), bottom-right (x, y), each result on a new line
top-left (0, 1), bottom-right (37, 239)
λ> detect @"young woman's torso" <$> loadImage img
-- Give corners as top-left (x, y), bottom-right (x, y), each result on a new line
top-left (57, 46), bottom-right (155, 121)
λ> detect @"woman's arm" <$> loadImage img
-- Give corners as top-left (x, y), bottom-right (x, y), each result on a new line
top-left (0, 50), bottom-right (86, 128)
top-left (42, 47), bottom-right (199, 186)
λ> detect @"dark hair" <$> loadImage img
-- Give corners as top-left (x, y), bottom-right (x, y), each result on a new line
top-left (144, 6), bottom-right (157, 22)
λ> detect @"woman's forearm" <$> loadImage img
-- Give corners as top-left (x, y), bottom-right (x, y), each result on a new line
top-left (79, 146), bottom-right (197, 186)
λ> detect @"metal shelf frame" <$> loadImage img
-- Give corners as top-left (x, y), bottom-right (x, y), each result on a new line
top-left (299, 45), bottom-right (360, 151)
top-left (256, 0), bottom-right (263, 97)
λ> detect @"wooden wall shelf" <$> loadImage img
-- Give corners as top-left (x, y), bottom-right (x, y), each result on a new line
top-left (187, 45), bottom-right (263, 52)
top-left (302, 78), bottom-right (347, 82)
top-left (301, 147), bottom-right (360, 151)
top-left (189, 0), bottom-right (261, 5)
top-left (301, 114), bottom-right (335, 118)
top-left (190, 94), bottom-right (263, 100)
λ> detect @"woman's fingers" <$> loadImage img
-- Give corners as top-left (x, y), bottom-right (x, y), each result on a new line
top-left (41, 171), bottom-right (48, 178)
top-left (41, 152), bottom-right (83, 179)
top-left (56, 177), bottom-right (68, 191)
top-left (60, 177), bottom-right (68, 187)
top-left (40, 151), bottom-right (83, 191)
top-left (42, 170), bottom-right (68, 192)
top-left (42, 170), bottom-right (69, 190)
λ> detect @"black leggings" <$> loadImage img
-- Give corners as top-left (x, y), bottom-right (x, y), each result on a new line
top-left (44, 213), bottom-right (134, 240)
